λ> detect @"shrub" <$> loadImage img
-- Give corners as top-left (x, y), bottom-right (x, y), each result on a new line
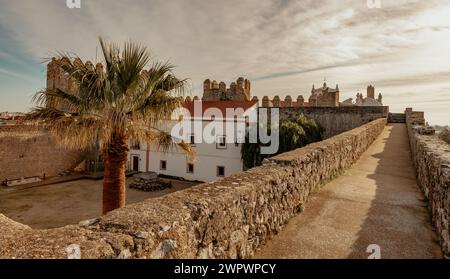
top-left (241, 114), bottom-right (324, 169)
top-left (439, 129), bottom-right (450, 144)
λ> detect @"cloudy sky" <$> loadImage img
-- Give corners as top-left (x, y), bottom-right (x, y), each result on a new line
top-left (0, 0), bottom-right (449, 125)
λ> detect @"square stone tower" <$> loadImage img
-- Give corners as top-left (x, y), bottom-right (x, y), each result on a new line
top-left (203, 77), bottom-right (251, 101)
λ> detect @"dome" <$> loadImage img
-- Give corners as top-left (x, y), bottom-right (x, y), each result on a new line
top-left (361, 98), bottom-right (382, 107)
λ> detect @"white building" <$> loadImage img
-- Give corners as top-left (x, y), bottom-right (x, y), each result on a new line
top-left (341, 85), bottom-right (383, 107)
top-left (127, 100), bottom-right (258, 182)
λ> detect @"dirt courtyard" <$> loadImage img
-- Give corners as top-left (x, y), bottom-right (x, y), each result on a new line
top-left (0, 178), bottom-right (199, 229)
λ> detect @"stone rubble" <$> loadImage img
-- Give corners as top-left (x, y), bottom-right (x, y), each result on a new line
top-left (129, 173), bottom-right (173, 192)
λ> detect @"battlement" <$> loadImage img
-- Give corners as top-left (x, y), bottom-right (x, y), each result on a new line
top-left (203, 77), bottom-right (251, 101)
top-left (46, 57), bottom-right (153, 109)
top-left (261, 95), bottom-right (306, 108)
top-left (46, 58), bottom-right (80, 99)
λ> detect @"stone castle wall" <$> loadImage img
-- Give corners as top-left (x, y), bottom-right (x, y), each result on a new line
top-left (277, 106), bottom-right (389, 138)
top-left (203, 77), bottom-right (251, 101)
top-left (45, 58), bottom-right (80, 108)
top-left (406, 109), bottom-right (450, 257)
top-left (0, 125), bottom-right (86, 180)
top-left (311, 90), bottom-right (339, 107)
top-left (0, 118), bottom-right (386, 259)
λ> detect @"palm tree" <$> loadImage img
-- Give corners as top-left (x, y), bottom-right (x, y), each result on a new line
top-left (26, 37), bottom-right (193, 214)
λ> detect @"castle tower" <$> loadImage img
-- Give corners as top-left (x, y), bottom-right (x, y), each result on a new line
top-left (46, 58), bottom-right (59, 108)
top-left (367, 85), bottom-right (375, 99)
top-left (46, 57), bottom-right (80, 109)
top-left (202, 77), bottom-right (252, 101)
top-left (377, 93), bottom-right (383, 104)
top-left (46, 58), bottom-right (58, 91)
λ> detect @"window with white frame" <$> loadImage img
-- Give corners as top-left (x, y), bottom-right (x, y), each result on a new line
top-left (216, 135), bottom-right (227, 149)
top-left (189, 134), bottom-right (196, 146)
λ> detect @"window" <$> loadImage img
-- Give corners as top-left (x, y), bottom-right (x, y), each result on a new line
top-left (131, 140), bottom-right (140, 150)
top-left (132, 156), bottom-right (140, 172)
top-left (187, 163), bottom-right (194, 174)
top-left (234, 135), bottom-right (241, 147)
top-left (217, 166), bottom-right (225, 177)
top-left (189, 134), bottom-right (196, 146)
top-left (160, 160), bottom-right (167, 171)
top-left (216, 135), bottom-right (227, 149)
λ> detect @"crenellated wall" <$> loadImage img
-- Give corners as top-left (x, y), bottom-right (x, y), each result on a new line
top-left (276, 106), bottom-right (389, 138)
top-left (0, 118), bottom-right (386, 259)
top-left (406, 108), bottom-right (450, 257)
top-left (203, 77), bottom-right (251, 101)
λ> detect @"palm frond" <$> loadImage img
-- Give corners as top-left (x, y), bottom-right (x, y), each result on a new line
top-left (26, 106), bottom-right (73, 121)
top-left (29, 38), bottom-right (192, 159)
top-left (33, 88), bottom-right (84, 112)
top-left (149, 129), bottom-right (195, 159)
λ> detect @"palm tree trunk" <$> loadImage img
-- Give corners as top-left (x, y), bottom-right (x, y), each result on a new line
top-left (102, 135), bottom-right (129, 214)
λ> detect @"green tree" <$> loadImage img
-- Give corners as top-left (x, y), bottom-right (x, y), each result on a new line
top-left (26, 37), bottom-right (192, 214)
top-left (279, 121), bottom-right (306, 154)
top-left (241, 125), bottom-right (261, 170)
top-left (242, 114), bottom-right (323, 168)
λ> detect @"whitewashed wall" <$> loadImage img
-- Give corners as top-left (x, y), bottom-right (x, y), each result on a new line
top-left (126, 103), bottom-right (257, 182)
top-left (146, 139), bottom-right (243, 182)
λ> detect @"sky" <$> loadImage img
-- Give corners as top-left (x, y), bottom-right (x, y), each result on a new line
top-left (0, 0), bottom-right (449, 125)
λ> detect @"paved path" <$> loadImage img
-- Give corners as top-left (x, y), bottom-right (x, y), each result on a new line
top-left (255, 124), bottom-right (442, 259)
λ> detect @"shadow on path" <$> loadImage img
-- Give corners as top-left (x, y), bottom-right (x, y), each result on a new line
top-left (346, 124), bottom-right (441, 258)
top-left (255, 124), bottom-right (442, 259)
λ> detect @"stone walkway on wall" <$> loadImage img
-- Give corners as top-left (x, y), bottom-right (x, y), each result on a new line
top-left (255, 124), bottom-right (442, 259)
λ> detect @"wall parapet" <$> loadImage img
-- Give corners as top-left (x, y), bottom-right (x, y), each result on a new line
top-left (0, 119), bottom-right (387, 259)
top-left (405, 109), bottom-right (450, 258)
top-left (277, 106), bottom-right (389, 138)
